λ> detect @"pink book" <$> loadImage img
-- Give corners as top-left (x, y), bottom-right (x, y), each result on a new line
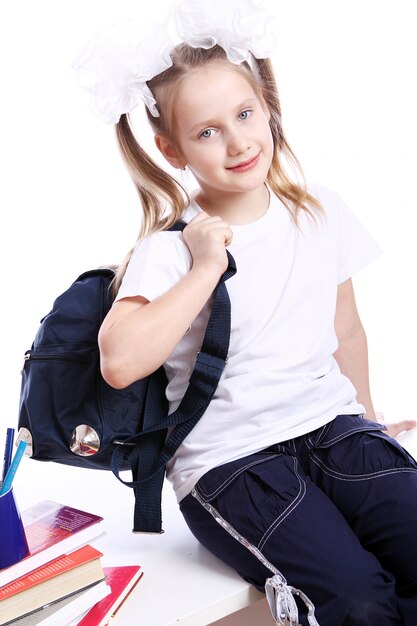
top-left (76, 565), bottom-right (143, 626)
top-left (0, 501), bottom-right (104, 587)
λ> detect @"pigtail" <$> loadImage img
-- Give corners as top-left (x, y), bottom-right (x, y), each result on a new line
top-left (116, 114), bottom-right (190, 237)
top-left (256, 58), bottom-right (323, 221)
top-left (112, 114), bottom-right (190, 294)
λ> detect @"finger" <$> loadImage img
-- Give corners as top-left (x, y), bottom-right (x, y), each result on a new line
top-left (207, 224), bottom-right (233, 246)
top-left (224, 228), bottom-right (234, 246)
top-left (385, 420), bottom-right (417, 438)
top-left (394, 419), bottom-right (417, 431)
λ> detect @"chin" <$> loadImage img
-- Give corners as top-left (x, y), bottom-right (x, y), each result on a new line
top-left (229, 176), bottom-right (268, 192)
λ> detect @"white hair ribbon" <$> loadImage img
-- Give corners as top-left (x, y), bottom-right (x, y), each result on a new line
top-left (72, 0), bottom-right (276, 124)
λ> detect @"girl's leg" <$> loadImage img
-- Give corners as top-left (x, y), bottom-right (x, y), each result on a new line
top-left (180, 449), bottom-right (402, 626)
top-left (304, 414), bottom-right (417, 625)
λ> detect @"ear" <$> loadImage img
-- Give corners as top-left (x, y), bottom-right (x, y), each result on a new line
top-left (154, 134), bottom-right (185, 169)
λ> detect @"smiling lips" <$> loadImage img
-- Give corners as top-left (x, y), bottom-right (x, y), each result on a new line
top-left (227, 153), bottom-right (260, 172)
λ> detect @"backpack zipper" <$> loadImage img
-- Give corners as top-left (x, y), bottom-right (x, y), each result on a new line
top-left (23, 352), bottom-right (89, 366)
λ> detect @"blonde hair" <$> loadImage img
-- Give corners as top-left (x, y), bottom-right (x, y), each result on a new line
top-left (113, 43), bottom-right (322, 292)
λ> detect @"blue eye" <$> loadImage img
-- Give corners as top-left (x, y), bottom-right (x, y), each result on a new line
top-left (238, 110), bottom-right (252, 120)
top-left (199, 128), bottom-right (215, 139)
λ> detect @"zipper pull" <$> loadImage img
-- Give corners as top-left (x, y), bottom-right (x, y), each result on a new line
top-left (21, 353), bottom-right (31, 374)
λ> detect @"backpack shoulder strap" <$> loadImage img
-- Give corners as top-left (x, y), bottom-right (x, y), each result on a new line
top-left (112, 221), bottom-right (237, 532)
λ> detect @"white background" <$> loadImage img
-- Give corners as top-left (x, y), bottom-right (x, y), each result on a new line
top-left (0, 3), bottom-right (416, 624)
top-left (0, 0), bottom-right (416, 440)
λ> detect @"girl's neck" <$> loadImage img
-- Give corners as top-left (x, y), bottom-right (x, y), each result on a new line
top-left (194, 184), bottom-right (270, 226)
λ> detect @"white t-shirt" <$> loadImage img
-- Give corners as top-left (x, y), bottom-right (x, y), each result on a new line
top-left (116, 183), bottom-right (382, 503)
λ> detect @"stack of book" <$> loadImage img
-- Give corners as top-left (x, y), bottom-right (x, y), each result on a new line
top-left (0, 500), bottom-right (143, 625)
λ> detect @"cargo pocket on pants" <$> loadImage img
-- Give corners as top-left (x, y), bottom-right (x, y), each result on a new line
top-left (192, 450), bottom-right (319, 626)
top-left (306, 414), bottom-right (417, 480)
top-left (195, 449), bottom-right (307, 551)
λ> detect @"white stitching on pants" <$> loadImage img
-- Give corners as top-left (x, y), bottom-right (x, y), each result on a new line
top-left (309, 450), bottom-right (417, 481)
top-left (259, 456), bottom-right (306, 551)
top-left (312, 425), bottom-right (383, 447)
top-left (306, 422), bottom-right (331, 448)
top-left (197, 455), bottom-right (279, 500)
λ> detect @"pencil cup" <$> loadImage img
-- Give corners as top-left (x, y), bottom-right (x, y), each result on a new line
top-left (0, 488), bottom-right (29, 569)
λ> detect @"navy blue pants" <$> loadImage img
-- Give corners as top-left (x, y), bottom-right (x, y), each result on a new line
top-left (180, 415), bottom-right (417, 625)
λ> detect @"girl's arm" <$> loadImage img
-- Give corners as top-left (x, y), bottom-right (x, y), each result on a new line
top-left (333, 278), bottom-right (415, 437)
top-left (333, 278), bottom-right (376, 419)
top-left (98, 212), bottom-right (232, 389)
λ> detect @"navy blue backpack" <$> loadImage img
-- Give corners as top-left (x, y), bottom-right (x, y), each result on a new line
top-left (18, 224), bottom-right (236, 533)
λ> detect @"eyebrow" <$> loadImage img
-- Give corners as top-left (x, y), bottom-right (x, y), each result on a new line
top-left (188, 98), bottom-right (259, 135)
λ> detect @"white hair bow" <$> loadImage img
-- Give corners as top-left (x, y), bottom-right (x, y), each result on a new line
top-left (172, 0), bottom-right (276, 65)
top-left (72, 0), bottom-right (276, 124)
top-left (72, 19), bottom-right (174, 124)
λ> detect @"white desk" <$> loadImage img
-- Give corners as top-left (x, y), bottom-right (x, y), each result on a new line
top-left (13, 460), bottom-right (267, 626)
top-left (13, 429), bottom-right (417, 625)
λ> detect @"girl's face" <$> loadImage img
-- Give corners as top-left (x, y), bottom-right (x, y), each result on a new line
top-left (163, 61), bottom-right (274, 204)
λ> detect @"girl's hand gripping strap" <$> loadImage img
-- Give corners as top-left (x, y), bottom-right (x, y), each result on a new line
top-left (111, 221), bottom-right (237, 533)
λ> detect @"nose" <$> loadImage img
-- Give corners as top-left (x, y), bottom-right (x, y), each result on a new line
top-left (226, 127), bottom-right (250, 156)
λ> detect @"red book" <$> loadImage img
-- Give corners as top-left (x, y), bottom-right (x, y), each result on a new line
top-left (0, 500), bottom-right (104, 588)
top-left (0, 545), bottom-right (103, 599)
top-left (76, 565), bottom-right (143, 626)
top-left (0, 545), bottom-right (105, 624)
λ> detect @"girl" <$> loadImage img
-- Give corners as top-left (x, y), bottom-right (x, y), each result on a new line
top-left (75, 2), bottom-right (417, 624)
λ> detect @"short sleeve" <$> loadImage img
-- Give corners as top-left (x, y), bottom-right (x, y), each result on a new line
top-left (115, 231), bottom-right (192, 302)
top-left (335, 193), bottom-right (382, 284)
